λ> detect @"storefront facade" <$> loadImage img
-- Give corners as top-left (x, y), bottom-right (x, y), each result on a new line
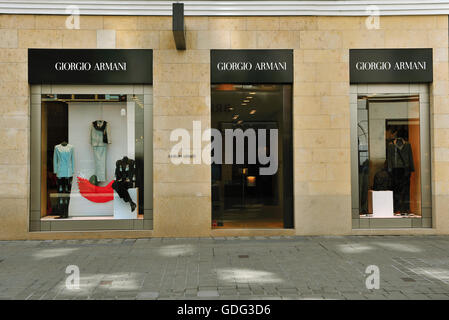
top-left (1, 1), bottom-right (449, 239)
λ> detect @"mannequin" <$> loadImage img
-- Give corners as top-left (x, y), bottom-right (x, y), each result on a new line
top-left (112, 156), bottom-right (137, 212)
top-left (53, 141), bottom-right (74, 218)
top-left (387, 134), bottom-right (414, 215)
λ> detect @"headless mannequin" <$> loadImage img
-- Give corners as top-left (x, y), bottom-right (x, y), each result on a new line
top-left (112, 156), bottom-right (137, 212)
top-left (55, 140), bottom-right (72, 218)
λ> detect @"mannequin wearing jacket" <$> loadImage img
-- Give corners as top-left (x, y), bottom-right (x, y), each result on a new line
top-left (387, 137), bottom-right (414, 214)
top-left (90, 120), bottom-right (111, 182)
top-left (112, 156), bottom-right (137, 212)
top-left (53, 142), bottom-right (74, 218)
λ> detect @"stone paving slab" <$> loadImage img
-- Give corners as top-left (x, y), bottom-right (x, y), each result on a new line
top-left (1, 236), bottom-right (449, 300)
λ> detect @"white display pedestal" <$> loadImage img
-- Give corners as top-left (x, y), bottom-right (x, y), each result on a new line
top-left (368, 190), bottom-right (394, 217)
top-left (113, 188), bottom-right (138, 219)
top-left (68, 178), bottom-right (113, 217)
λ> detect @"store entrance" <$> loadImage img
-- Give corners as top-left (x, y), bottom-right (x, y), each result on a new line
top-left (211, 84), bottom-right (293, 229)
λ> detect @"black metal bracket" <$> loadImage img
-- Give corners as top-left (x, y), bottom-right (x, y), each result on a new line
top-left (172, 3), bottom-right (186, 50)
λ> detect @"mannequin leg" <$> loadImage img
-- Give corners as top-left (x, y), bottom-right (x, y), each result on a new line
top-left (56, 178), bottom-right (64, 216)
top-left (395, 169), bottom-right (407, 214)
top-left (112, 181), bottom-right (136, 212)
top-left (392, 169), bottom-right (401, 213)
top-left (403, 173), bottom-right (411, 213)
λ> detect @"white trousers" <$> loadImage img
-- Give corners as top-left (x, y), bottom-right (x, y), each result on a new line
top-left (92, 145), bottom-right (107, 181)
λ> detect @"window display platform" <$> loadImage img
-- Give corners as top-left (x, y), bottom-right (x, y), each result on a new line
top-left (41, 214), bottom-right (143, 221)
top-left (359, 215), bottom-right (421, 218)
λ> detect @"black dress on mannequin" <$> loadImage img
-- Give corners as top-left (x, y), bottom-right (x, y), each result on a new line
top-left (112, 156), bottom-right (137, 212)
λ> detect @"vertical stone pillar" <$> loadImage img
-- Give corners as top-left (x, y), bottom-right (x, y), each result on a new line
top-left (152, 17), bottom-right (212, 237)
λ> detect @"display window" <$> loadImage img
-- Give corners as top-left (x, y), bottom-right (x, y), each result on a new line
top-left (357, 95), bottom-right (421, 217)
top-left (211, 84), bottom-right (293, 229)
top-left (351, 86), bottom-right (432, 228)
top-left (40, 93), bottom-right (144, 221)
top-left (28, 85), bottom-right (154, 232)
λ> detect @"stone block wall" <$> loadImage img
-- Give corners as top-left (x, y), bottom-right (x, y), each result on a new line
top-left (0, 15), bottom-right (448, 238)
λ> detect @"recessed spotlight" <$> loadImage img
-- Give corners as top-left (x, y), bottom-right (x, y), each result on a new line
top-left (243, 100), bottom-right (250, 103)
top-left (237, 120), bottom-right (243, 124)
top-left (249, 92), bottom-right (256, 95)
top-left (232, 114), bottom-right (239, 120)
top-left (241, 103), bottom-right (247, 106)
top-left (246, 96), bottom-right (253, 99)
top-left (250, 109), bottom-right (256, 115)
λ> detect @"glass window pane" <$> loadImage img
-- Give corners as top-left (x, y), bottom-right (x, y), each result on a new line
top-left (357, 95), bottom-right (421, 218)
top-left (41, 93), bottom-right (144, 221)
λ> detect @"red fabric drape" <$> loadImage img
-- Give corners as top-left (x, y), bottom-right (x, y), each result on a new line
top-left (77, 177), bottom-right (114, 203)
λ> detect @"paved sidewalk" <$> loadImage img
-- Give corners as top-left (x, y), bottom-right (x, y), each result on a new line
top-left (1, 235), bottom-right (449, 300)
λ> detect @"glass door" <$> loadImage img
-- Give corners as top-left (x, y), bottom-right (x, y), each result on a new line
top-left (211, 84), bottom-right (293, 229)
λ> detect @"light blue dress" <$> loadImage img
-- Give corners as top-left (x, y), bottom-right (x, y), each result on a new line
top-left (53, 144), bottom-right (75, 178)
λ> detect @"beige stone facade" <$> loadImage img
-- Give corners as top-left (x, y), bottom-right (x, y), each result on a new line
top-left (0, 14), bottom-right (448, 239)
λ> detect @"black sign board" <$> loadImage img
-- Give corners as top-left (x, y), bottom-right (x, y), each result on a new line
top-left (350, 48), bottom-right (432, 84)
top-left (211, 50), bottom-right (293, 84)
top-left (28, 49), bottom-right (153, 84)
